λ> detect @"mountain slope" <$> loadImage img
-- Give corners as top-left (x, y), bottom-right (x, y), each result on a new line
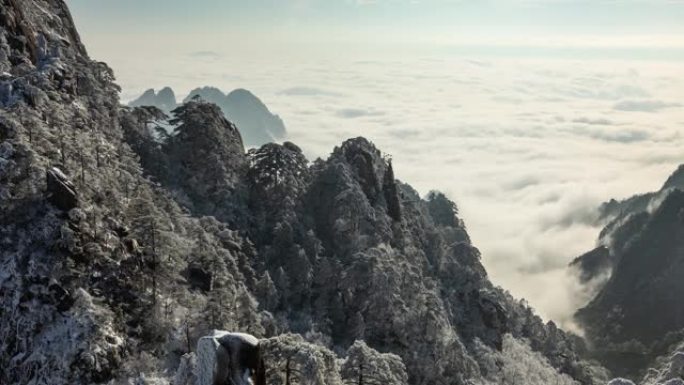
top-left (573, 165), bottom-right (684, 380)
top-left (2, 1), bottom-right (608, 385)
top-left (1, 1), bottom-right (260, 383)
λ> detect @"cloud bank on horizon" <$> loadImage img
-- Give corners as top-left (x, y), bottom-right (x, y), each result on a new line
top-left (66, 0), bottom-right (684, 331)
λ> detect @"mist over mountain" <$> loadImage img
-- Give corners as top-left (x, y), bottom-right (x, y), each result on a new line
top-left (0, 1), bottom-right (615, 384)
top-left (5, 1), bottom-right (684, 385)
top-left (571, 164), bottom-right (684, 382)
top-left (127, 86), bottom-right (287, 148)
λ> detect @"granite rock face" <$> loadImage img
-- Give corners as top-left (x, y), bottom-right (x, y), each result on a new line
top-left (195, 331), bottom-right (227, 385)
top-left (0, 1), bottom-right (125, 383)
top-left (1, 1), bottom-right (612, 385)
top-left (46, 166), bottom-right (77, 210)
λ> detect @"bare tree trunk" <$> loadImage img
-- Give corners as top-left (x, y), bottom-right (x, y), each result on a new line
top-left (286, 357), bottom-right (291, 385)
top-left (358, 362), bottom-right (364, 385)
top-left (151, 219), bottom-right (157, 304)
top-left (185, 316), bottom-right (192, 353)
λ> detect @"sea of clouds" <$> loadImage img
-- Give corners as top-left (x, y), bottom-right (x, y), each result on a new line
top-left (107, 44), bottom-right (684, 330)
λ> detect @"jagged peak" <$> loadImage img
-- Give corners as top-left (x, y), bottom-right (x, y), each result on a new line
top-left (331, 138), bottom-right (388, 186)
top-left (336, 136), bottom-right (381, 156)
top-left (140, 88), bottom-right (156, 97)
top-left (158, 86), bottom-right (175, 96)
top-left (184, 86), bottom-right (225, 102)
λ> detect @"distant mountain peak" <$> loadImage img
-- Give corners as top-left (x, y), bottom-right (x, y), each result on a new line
top-left (184, 86), bottom-right (287, 147)
top-left (129, 86), bottom-right (287, 148)
top-left (128, 87), bottom-right (177, 112)
top-left (3, 2), bottom-right (612, 385)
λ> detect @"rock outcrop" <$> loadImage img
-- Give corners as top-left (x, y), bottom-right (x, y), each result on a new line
top-left (46, 166), bottom-right (77, 210)
top-left (196, 331), bottom-right (263, 385)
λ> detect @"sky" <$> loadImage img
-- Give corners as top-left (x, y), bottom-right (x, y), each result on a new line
top-left (66, 0), bottom-right (684, 331)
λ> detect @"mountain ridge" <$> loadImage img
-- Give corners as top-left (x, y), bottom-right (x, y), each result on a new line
top-left (1, 1), bottom-right (610, 384)
top-left (572, 163), bottom-right (684, 381)
top-left (127, 85), bottom-right (287, 148)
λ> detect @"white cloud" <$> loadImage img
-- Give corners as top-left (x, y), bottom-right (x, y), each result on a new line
top-left (613, 99), bottom-right (682, 112)
top-left (107, 43), bottom-right (684, 331)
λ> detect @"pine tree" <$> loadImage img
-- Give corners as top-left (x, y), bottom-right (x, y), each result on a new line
top-left (256, 271), bottom-right (279, 311)
top-left (341, 341), bottom-right (408, 385)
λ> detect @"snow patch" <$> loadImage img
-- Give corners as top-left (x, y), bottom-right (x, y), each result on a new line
top-left (608, 379), bottom-right (636, 385)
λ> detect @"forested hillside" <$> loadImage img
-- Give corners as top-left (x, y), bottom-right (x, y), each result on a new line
top-left (0, 1), bottom-right (609, 384)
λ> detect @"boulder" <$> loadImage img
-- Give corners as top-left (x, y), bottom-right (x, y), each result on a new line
top-left (196, 331), bottom-right (262, 385)
top-left (46, 166), bottom-right (77, 210)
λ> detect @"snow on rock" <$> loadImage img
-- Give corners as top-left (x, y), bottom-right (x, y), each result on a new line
top-left (643, 351), bottom-right (684, 385)
top-left (195, 331), bottom-right (260, 385)
top-left (608, 379), bottom-right (636, 385)
top-left (12, 288), bottom-right (125, 385)
top-left (661, 352), bottom-right (684, 381)
top-left (46, 166), bottom-right (78, 210)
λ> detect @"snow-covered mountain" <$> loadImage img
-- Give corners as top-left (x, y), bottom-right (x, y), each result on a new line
top-left (2, 1), bottom-right (657, 384)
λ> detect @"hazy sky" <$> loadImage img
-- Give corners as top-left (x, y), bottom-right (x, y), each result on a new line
top-left (66, 0), bottom-right (684, 331)
top-left (67, 0), bottom-right (684, 46)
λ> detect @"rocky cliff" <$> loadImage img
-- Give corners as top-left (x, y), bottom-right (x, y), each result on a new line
top-left (1, 1), bottom-right (609, 385)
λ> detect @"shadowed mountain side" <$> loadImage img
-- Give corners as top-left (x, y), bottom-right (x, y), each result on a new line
top-left (573, 164), bottom-right (684, 380)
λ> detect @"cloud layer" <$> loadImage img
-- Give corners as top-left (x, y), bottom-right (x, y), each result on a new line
top-left (109, 45), bottom-right (684, 330)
